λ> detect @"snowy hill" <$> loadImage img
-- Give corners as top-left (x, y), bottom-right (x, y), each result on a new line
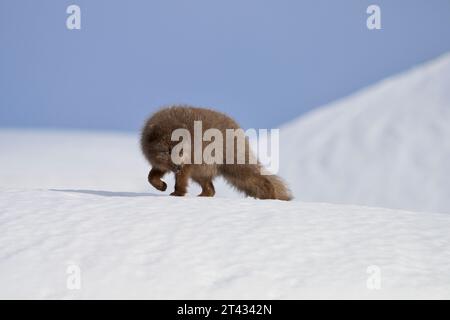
top-left (279, 53), bottom-right (450, 214)
top-left (1, 188), bottom-right (450, 299)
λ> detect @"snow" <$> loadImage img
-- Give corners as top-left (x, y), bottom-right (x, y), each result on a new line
top-left (1, 53), bottom-right (450, 299)
top-left (1, 189), bottom-right (450, 299)
top-left (279, 53), bottom-right (450, 214)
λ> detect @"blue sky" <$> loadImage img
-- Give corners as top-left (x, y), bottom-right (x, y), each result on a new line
top-left (1, 0), bottom-right (450, 131)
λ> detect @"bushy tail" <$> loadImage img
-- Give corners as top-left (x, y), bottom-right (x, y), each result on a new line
top-left (220, 164), bottom-right (293, 201)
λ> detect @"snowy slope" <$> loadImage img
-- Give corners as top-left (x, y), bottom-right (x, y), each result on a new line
top-left (280, 53), bottom-right (450, 214)
top-left (1, 188), bottom-right (450, 299)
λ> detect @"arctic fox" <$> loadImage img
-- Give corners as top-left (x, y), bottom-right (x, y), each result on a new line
top-left (140, 105), bottom-right (292, 200)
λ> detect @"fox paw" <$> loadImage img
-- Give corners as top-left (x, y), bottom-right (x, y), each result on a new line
top-left (170, 191), bottom-right (185, 196)
top-left (197, 192), bottom-right (214, 197)
top-left (156, 181), bottom-right (167, 192)
top-left (151, 182), bottom-right (167, 192)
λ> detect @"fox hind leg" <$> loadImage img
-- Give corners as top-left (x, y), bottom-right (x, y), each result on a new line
top-left (194, 177), bottom-right (215, 197)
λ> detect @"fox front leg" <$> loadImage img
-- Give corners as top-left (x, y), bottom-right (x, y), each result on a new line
top-left (148, 168), bottom-right (167, 192)
top-left (170, 166), bottom-right (191, 196)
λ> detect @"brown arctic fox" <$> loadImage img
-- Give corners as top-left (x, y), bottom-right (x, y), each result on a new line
top-left (140, 105), bottom-right (292, 200)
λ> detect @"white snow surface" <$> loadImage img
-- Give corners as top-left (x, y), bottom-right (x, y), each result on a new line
top-left (280, 53), bottom-right (450, 214)
top-left (1, 54), bottom-right (450, 299)
top-left (1, 189), bottom-right (450, 299)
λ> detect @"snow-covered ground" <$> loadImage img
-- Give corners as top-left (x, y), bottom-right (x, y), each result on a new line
top-left (1, 189), bottom-right (450, 299)
top-left (1, 53), bottom-right (450, 299)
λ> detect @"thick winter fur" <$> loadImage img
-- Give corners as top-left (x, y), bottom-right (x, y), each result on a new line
top-left (140, 105), bottom-right (292, 200)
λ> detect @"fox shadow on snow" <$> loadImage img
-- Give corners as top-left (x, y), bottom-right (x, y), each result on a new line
top-left (50, 189), bottom-right (161, 197)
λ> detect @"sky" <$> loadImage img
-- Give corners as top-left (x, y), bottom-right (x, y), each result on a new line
top-left (1, 0), bottom-right (450, 132)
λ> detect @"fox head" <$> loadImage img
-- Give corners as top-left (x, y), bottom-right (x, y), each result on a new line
top-left (141, 124), bottom-right (183, 172)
